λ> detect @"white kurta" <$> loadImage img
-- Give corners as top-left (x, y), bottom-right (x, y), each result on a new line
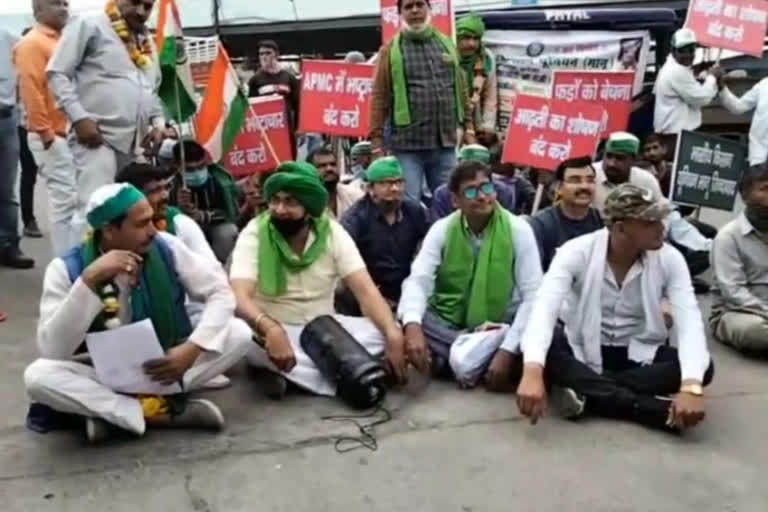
top-left (720, 79), bottom-right (768, 166)
top-left (653, 55), bottom-right (718, 134)
top-left (24, 233), bottom-right (253, 435)
top-left (172, 212), bottom-right (220, 322)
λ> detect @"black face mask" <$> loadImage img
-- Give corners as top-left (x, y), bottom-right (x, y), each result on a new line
top-left (746, 204), bottom-right (768, 233)
top-left (271, 216), bottom-right (307, 238)
top-left (324, 179), bottom-right (339, 194)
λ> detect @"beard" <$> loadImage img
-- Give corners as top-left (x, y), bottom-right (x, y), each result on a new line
top-left (402, 12), bottom-right (433, 33)
top-left (323, 178), bottom-right (339, 194)
top-left (271, 216), bottom-right (308, 238)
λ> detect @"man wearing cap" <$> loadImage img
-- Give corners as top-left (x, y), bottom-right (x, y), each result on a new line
top-left (230, 162), bottom-right (418, 397)
top-left (517, 183), bottom-right (714, 432)
top-left (654, 28), bottom-right (722, 153)
top-left (456, 13), bottom-right (498, 136)
top-left (349, 141), bottom-right (374, 183)
top-left (369, 0), bottom-right (475, 203)
top-left (23, 183), bottom-right (254, 443)
top-left (430, 144), bottom-right (518, 220)
top-left (399, 160), bottom-right (542, 389)
top-left (340, 157), bottom-right (430, 313)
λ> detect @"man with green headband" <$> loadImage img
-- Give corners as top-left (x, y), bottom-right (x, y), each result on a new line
top-left (230, 161), bottom-right (417, 397)
top-left (398, 160), bottom-right (543, 390)
top-left (23, 184), bottom-right (254, 443)
top-left (456, 13), bottom-right (498, 135)
top-left (369, 0), bottom-right (475, 203)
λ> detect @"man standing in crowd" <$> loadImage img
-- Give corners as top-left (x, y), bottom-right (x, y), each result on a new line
top-left (248, 40), bottom-right (300, 139)
top-left (48, 0), bottom-right (166, 241)
top-left (171, 140), bottom-right (239, 264)
top-left (307, 146), bottom-right (364, 219)
top-left (369, 0), bottom-right (474, 202)
top-left (517, 184), bottom-right (714, 432)
top-left (23, 183), bottom-right (253, 443)
top-left (398, 161), bottom-right (542, 390)
top-left (456, 13), bottom-right (498, 136)
top-left (654, 28), bottom-right (721, 153)
top-left (340, 157), bottom-right (429, 313)
top-left (15, 0), bottom-right (78, 255)
top-left (529, 157), bottom-right (603, 272)
top-left (641, 134), bottom-right (672, 197)
top-left (720, 76), bottom-right (768, 166)
top-left (710, 164), bottom-right (768, 352)
top-left (18, 103), bottom-right (42, 239)
top-left (230, 162), bottom-right (417, 397)
top-left (0, 27), bottom-right (35, 269)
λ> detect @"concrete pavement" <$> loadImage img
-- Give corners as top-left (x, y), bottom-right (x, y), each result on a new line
top-left (0, 198), bottom-right (765, 511)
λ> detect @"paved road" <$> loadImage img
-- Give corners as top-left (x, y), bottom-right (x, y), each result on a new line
top-left (0, 196), bottom-right (764, 511)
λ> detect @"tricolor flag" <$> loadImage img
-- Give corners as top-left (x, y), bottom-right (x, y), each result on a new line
top-left (155, 0), bottom-right (196, 121)
top-left (195, 43), bottom-right (248, 163)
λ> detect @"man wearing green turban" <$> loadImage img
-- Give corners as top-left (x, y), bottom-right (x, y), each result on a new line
top-left (230, 161), bottom-right (420, 397)
top-left (456, 13), bottom-right (499, 135)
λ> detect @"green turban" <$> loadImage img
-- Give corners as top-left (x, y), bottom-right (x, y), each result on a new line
top-left (605, 132), bottom-right (640, 156)
top-left (458, 144), bottom-right (491, 164)
top-left (365, 156), bottom-right (403, 183)
top-left (351, 141), bottom-right (372, 157)
top-left (86, 183), bottom-right (145, 229)
top-left (264, 161), bottom-right (329, 217)
top-left (457, 13), bottom-right (485, 39)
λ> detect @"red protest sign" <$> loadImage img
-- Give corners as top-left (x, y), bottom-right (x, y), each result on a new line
top-left (502, 94), bottom-right (605, 171)
top-left (685, 0), bottom-right (768, 57)
top-left (380, 0), bottom-right (454, 45)
top-left (552, 71), bottom-right (634, 135)
top-left (225, 96), bottom-right (293, 179)
top-left (298, 60), bottom-right (374, 138)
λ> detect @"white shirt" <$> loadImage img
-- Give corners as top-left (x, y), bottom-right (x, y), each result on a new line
top-left (173, 213), bottom-right (218, 264)
top-left (601, 262), bottom-right (646, 347)
top-left (37, 233), bottom-right (236, 360)
top-left (653, 55), bottom-right (718, 134)
top-left (397, 209), bottom-right (543, 352)
top-left (720, 78), bottom-right (768, 165)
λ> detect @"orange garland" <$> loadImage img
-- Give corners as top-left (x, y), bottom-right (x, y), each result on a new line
top-left (105, 0), bottom-right (152, 69)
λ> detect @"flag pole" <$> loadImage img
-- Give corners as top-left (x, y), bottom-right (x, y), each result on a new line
top-left (173, 73), bottom-right (188, 189)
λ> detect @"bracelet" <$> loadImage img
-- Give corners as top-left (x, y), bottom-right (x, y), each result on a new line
top-left (254, 312), bottom-right (268, 330)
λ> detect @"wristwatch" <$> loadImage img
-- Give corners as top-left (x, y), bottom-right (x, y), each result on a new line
top-left (680, 383), bottom-right (704, 396)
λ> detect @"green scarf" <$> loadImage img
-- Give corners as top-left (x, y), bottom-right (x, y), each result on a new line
top-left (390, 27), bottom-right (464, 127)
top-left (209, 164), bottom-right (238, 224)
top-left (257, 212), bottom-right (332, 296)
top-left (164, 206), bottom-right (182, 235)
top-left (459, 50), bottom-right (493, 88)
top-left (430, 206), bottom-right (514, 329)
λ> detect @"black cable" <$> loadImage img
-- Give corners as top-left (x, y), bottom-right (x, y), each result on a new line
top-left (321, 405), bottom-right (392, 453)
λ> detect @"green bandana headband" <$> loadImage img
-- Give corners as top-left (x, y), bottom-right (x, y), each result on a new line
top-left (605, 132), bottom-right (640, 156)
top-left (456, 13), bottom-right (485, 39)
top-left (264, 161), bottom-right (329, 217)
top-left (365, 156), bottom-right (404, 182)
top-left (458, 144), bottom-right (491, 164)
top-left (87, 184), bottom-right (145, 229)
top-left (351, 141), bottom-right (373, 157)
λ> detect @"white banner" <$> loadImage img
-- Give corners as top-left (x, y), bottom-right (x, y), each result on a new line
top-left (484, 29), bottom-right (650, 132)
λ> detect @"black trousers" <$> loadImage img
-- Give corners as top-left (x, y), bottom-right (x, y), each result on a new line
top-left (545, 328), bottom-right (715, 429)
top-left (17, 126), bottom-right (37, 225)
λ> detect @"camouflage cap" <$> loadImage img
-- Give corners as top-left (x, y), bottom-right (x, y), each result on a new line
top-left (603, 183), bottom-right (673, 225)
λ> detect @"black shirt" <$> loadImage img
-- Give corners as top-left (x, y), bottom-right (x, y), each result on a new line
top-left (528, 206), bottom-right (604, 271)
top-left (248, 69), bottom-right (300, 131)
top-left (341, 197), bottom-right (430, 302)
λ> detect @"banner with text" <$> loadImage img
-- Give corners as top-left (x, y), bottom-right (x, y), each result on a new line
top-left (298, 60), bottom-right (374, 138)
top-left (685, 0), bottom-right (768, 57)
top-left (380, 0), bottom-right (454, 44)
top-left (552, 71), bottom-right (634, 135)
top-left (671, 130), bottom-right (747, 211)
top-left (501, 94), bottom-right (605, 171)
top-left (226, 96), bottom-right (293, 179)
top-left (484, 29), bottom-right (649, 132)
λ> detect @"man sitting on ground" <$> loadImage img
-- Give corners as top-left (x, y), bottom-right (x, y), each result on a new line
top-left (516, 184), bottom-right (714, 432)
top-left (171, 140), bottom-right (239, 263)
top-left (23, 184), bottom-right (253, 443)
top-left (528, 157), bottom-right (603, 271)
top-left (237, 172), bottom-right (268, 230)
top-left (398, 161), bottom-right (542, 390)
top-left (230, 162), bottom-right (420, 397)
top-left (711, 164), bottom-right (768, 352)
top-left (340, 157), bottom-right (430, 314)
top-left (348, 141), bottom-right (374, 184)
top-left (307, 146), bottom-right (364, 219)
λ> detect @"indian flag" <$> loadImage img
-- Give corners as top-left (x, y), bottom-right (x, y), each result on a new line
top-left (155, 0), bottom-right (196, 122)
top-left (195, 43), bottom-right (248, 163)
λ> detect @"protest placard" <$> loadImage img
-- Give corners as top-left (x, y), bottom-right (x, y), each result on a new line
top-left (501, 94), bottom-right (606, 171)
top-left (225, 96), bottom-right (293, 179)
top-left (685, 0), bottom-right (768, 57)
top-left (380, 0), bottom-right (454, 44)
top-left (671, 130), bottom-right (747, 211)
top-left (552, 71), bottom-right (634, 135)
top-left (298, 60), bottom-right (375, 138)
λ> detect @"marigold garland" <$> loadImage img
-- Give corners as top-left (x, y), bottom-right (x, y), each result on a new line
top-left (105, 0), bottom-right (152, 69)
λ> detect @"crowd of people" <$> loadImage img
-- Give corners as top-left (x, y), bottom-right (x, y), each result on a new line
top-left (0, 0), bottom-right (767, 444)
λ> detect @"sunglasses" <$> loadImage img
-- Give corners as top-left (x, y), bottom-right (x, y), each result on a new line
top-left (462, 182), bottom-right (494, 200)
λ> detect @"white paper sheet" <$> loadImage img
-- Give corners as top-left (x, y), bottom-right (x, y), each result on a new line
top-left (85, 319), bottom-right (183, 395)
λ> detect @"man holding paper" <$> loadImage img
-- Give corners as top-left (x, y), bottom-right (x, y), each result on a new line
top-left (23, 183), bottom-right (253, 443)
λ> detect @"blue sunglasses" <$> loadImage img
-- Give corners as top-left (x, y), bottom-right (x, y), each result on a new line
top-left (462, 182), bottom-right (495, 200)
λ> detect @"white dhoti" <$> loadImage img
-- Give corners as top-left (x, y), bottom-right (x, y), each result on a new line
top-left (245, 315), bottom-right (387, 396)
top-left (24, 318), bottom-right (253, 435)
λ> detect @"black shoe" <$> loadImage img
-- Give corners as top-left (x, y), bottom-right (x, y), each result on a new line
top-left (0, 247), bottom-right (35, 269)
top-left (23, 220), bottom-right (43, 238)
top-left (248, 366), bottom-right (288, 400)
top-left (692, 278), bottom-right (710, 295)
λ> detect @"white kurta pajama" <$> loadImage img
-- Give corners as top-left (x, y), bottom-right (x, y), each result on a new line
top-left (230, 218), bottom-right (387, 396)
top-left (23, 233), bottom-right (253, 435)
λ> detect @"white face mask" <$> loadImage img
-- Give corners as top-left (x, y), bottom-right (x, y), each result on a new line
top-left (401, 12), bottom-right (433, 34)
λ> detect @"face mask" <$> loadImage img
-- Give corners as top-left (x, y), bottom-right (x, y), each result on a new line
top-left (746, 204), bottom-right (768, 233)
top-left (271, 216), bottom-right (307, 238)
top-left (185, 168), bottom-right (209, 187)
top-left (351, 164), bottom-right (365, 178)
